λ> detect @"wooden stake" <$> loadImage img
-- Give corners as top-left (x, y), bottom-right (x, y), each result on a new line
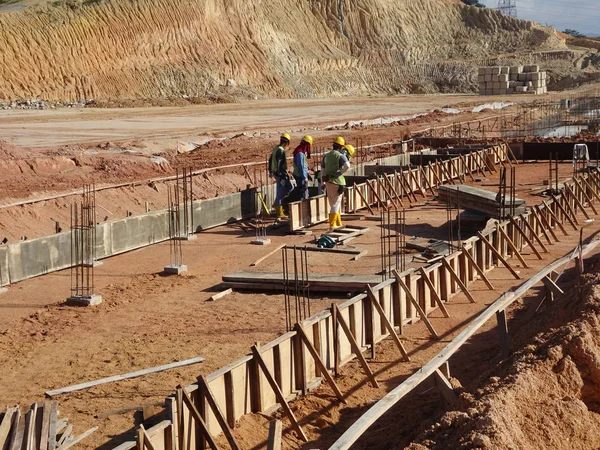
top-left (366, 286), bottom-right (410, 361)
top-left (565, 184), bottom-right (591, 220)
top-left (138, 426), bottom-right (157, 450)
top-left (433, 370), bottom-right (458, 405)
top-left (460, 246), bottom-right (495, 289)
top-left (197, 376), bottom-right (241, 450)
top-left (178, 388), bottom-right (219, 450)
top-left (383, 174), bottom-right (405, 208)
top-left (355, 185), bottom-right (375, 215)
top-left (508, 216), bottom-right (543, 260)
top-left (428, 162), bottom-right (442, 187)
top-left (267, 421), bottom-right (282, 450)
top-left (408, 169), bottom-right (426, 198)
top-left (573, 178), bottom-right (598, 215)
top-left (541, 275), bottom-right (564, 298)
top-left (541, 201), bottom-right (568, 236)
top-left (530, 208), bottom-right (554, 245)
top-left (367, 179), bottom-right (387, 210)
top-left (448, 158), bottom-right (465, 184)
top-left (294, 324), bottom-right (346, 403)
top-left (333, 304), bottom-right (380, 388)
top-left (459, 153), bottom-right (476, 182)
top-left (332, 304), bottom-right (340, 376)
top-left (518, 213), bottom-right (549, 253)
top-left (393, 271), bottom-right (440, 339)
top-left (550, 195), bottom-right (578, 230)
top-left (419, 166), bottom-right (436, 195)
top-left (497, 225), bottom-right (530, 269)
top-left (477, 232), bottom-right (520, 279)
top-left (250, 346), bottom-right (308, 441)
top-left (396, 171), bottom-right (418, 203)
top-left (418, 268), bottom-right (450, 317)
top-left (377, 176), bottom-right (400, 210)
top-left (441, 258), bottom-right (476, 303)
top-left (580, 176), bottom-right (600, 204)
top-left (439, 162), bottom-right (456, 185)
top-left (534, 205), bottom-right (560, 242)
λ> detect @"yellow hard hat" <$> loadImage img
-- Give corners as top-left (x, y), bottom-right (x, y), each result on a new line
top-left (280, 132), bottom-right (291, 142)
top-left (302, 135), bottom-right (313, 145)
top-left (344, 144), bottom-right (355, 157)
top-left (333, 136), bottom-right (345, 146)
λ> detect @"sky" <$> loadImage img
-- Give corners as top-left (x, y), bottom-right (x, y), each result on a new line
top-left (479, 0), bottom-right (599, 36)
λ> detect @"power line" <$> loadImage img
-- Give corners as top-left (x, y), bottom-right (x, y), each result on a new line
top-left (497, 0), bottom-right (517, 17)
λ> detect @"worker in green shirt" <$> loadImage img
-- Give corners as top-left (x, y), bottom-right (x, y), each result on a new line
top-left (321, 137), bottom-right (351, 229)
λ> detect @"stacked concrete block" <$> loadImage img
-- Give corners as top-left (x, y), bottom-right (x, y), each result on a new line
top-left (478, 65), bottom-right (547, 95)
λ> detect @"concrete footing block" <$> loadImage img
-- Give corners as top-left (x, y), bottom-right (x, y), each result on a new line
top-left (251, 238), bottom-right (271, 245)
top-left (175, 234), bottom-right (197, 241)
top-left (67, 294), bottom-right (103, 306)
top-left (164, 264), bottom-right (188, 275)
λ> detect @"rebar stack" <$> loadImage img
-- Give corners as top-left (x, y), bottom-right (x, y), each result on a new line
top-left (282, 246), bottom-right (310, 332)
top-left (380, 208), bottom-right (406, 281)
top-left (69, 184), bottom-right (101, 305)
top-left (167, 186), bottom-right (184, 269)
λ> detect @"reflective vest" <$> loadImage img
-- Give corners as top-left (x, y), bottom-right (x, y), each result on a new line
top-left (323, 150), bottom-right (345, 186)
top-left (270, 145), bottom-right (286, 175)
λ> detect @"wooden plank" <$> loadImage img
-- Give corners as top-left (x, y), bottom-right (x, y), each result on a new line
top-left (476, 232), bottom-right (520, 279)
top-left (565, 184), bottom-right (591, 220)
top-left (433, 370), bottom-right (458, 405)
top-left (407, 169), bottom-right (426, 197)
top-left (541, 275), bottom-right (564, 297)
top-left (418, 268), bottom-right (450, 318)
top-left (250, 244), bottom-right (286, 267)
top-left (542, 200), bottom-right (568, 236)
top-left (497, 226), bottom-right (529, 269)
top-left (328, 238), bottom-right (600, 450)
top-left (46, 357), bottom-right (205, 397)
top-left (47, 403), bottom-right (57, 450)
top-left (56, 427), bottom-right (97, 450)
top-left (579, 177), bottom-right (600, 205)
top-left (208, 288), bottom-right (233, 302)
top-left (441, 258), bottom-right (476, 303)
top-left (39, 402), bottom-right (51, 450)
top-left (250, 345), bottom-right (308, 442)
top-left (534, 205), bottom-right (560, 243)
top-left (138, 426), bottom-right (156, 450)
top-left (397, 171), bottom-right (418, 202)
top-left (178, 387), bottom-right (219, 450)
top-left (333, 304), bottom-right (380, 388)
top-left (266, 421), bottom-right (282, 450)
top-left (459, 153), bottom-right (476, 182)
top-left (294, 324), bottom-right (346, 403)
top-left (558, 191), bottom-right (580, 226)
top-left (0, 408), bottom-right (16, 450)
top-left (197, 376), bottom-right (240, 450)
top-left (393, 271), bottom-right (440, 339)
top-left (332, 304), bottom-right (340, 377)
top-left (377, 176), bottom-right (400, 210)
top-left (573, 178), bottom-right (599, 215)
top-left (419, 166), bottom-right (436, 194)
top-left (302, 247), bottom-right (362, 257)
top-left (551, 194), bottom-right (581, 231)
top-left (496, 310), bottom-right (510, 360)
top-left (355, 185), bottom-right (375, 215)
top-left (460, 247), bottom-right (495, 289)
top-left (428, 162), bottom-right (442, 187)
top-left (8, 408), bottom-right (23, 450)
top-left (518, 213), bottom-right (549, 253)
top-left (508, 216), bottom-right (543, 260)
top-left (366, 287), bottom-right (410, 361)
top-left (56, 424), bottom-right (71, 448)
top-left (367, 179), bottom-right (387, 210)
top-left (383, 174), bottom-right (405, 208)
top-left (23, 406), bottom-right (36, 450)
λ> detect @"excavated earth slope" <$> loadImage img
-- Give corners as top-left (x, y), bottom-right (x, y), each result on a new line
top-left (407, 274), bottom-right (600, 450)
top-left (0, 0), bottom-right (565, 101)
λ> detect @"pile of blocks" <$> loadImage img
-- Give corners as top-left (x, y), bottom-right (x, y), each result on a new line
top-left (478, 65), bottom-right (547, 95)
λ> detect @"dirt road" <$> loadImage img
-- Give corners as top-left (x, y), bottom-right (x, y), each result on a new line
top-left (0, 93), bottom-right (532, 148)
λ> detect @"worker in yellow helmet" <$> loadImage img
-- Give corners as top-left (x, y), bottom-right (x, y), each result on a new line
top-left (269, 133), bottom-right (293, 218)
top-left (292, 136), bottom-right (313, 200)
top-left (322, 137), bottom-right (351, 229)
top-left (341, 144), bottom-right (355, 161)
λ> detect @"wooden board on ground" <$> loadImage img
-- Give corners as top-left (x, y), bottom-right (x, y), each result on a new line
top-left (222, 271), bottom-right (381, 292)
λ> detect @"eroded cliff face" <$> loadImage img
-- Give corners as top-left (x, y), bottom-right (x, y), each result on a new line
top-left (0, 0), bottom-right (565, 101)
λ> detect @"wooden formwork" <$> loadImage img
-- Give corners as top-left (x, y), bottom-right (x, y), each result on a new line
top-left (288, 144), bottom-right (510, 231)
top-left (117, 158), bottom-right (600, 450)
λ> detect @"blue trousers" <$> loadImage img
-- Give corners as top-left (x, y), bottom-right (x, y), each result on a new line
top-left (274, 175), bottom-right (293, 206)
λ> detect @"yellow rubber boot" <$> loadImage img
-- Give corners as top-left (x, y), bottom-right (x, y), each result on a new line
top-left (277, 206), bottom-right (288, 219)
top-left (328, 213), bottom-right (336, 229)
top-left (336, 213), bottom-right (343, 229)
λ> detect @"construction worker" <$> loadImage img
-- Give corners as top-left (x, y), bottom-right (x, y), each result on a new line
top-left (292, 136), bottom-right (312, 200)
top-left (341, 144), bottom-right (355, 161)
top-left (322, 137), bottom-right (351, 229)
top-left (269, 133), bottom-right (293, 218)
